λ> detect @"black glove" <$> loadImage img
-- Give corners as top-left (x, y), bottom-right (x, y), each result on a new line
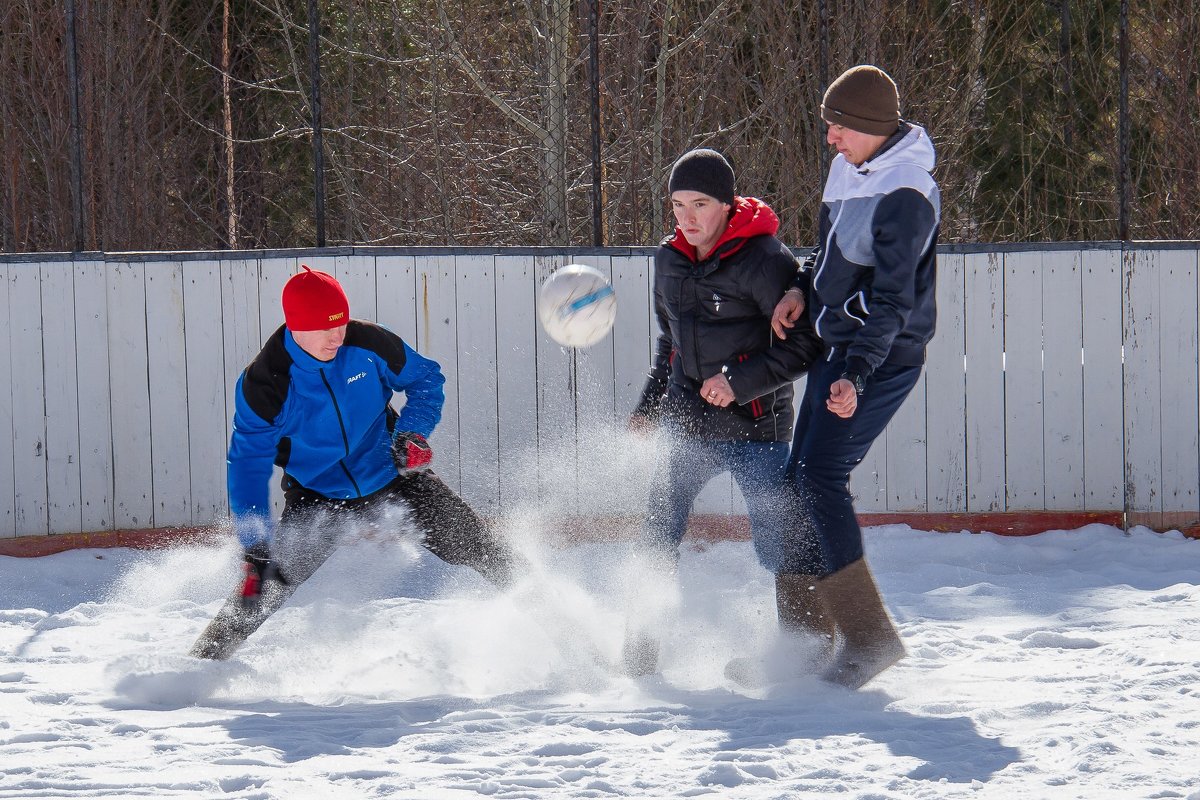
top-left (240, 542), bottom-right (287, 610)
top-left (391, 431), bottom-right (433, 473)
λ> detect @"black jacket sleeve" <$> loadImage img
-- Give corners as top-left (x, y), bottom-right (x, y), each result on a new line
top-left (632, 283), bottom-right (673, 419)
top-left (723, 244), bottom-right (823, 402)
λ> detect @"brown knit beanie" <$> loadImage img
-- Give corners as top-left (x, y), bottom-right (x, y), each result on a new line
top-left (820, 65), bottom-right (900, 136)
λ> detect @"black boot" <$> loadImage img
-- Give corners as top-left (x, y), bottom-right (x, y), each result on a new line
top-left (724, 573), bottom-right (836, 686)
top-left (776, 572), bottom-right (837, 664)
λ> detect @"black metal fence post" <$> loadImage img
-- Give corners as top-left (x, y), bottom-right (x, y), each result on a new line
top-left (1060, 0), bottom-right (1073, 152)
top-left (1118, 0), bottom-right (1130, 241)
top-left (307, 0), bottom-right (326, 248)
top-left (588, 0), bottom-right (603, 246)
top-left (64, 0), bottom-right (86, 252)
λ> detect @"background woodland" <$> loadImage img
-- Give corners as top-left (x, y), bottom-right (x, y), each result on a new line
top-left (3, 0), bottom-right (1199, 252)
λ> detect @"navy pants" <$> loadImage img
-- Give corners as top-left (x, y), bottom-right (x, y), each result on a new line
top-left (644, 434), bottom-right (802, 573)
top-left (785, 353), bottom-right (923, 575)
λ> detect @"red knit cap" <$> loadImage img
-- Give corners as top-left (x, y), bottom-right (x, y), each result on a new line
top-left (282, 266), bottom-right (349, 331)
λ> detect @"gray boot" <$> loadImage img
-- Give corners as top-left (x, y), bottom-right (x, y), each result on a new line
top-left (818, 558), bottom-right (905, 689)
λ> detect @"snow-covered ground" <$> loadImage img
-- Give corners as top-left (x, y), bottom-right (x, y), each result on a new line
top-left (2, 521), bottom-right (1198, 799)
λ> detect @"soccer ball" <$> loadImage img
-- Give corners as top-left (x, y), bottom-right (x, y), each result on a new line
top-left (537, 264), bottom-right (617, 348)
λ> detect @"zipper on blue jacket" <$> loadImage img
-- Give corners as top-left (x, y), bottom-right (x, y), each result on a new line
top-left (319, 369), bottom-right (362, 497)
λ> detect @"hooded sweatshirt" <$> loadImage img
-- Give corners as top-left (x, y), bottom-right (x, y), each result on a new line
top-left (802, 123), bottom-right (940, 379)
top-left (634, 196), bottom-right (822, 441)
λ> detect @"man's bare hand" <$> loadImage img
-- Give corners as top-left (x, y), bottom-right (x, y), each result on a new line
top-left (700, 373), bottom-right (735, 407)
top-left (827, 378), bottom-right (858, 418)
top-left (771, 289), bottom-right (805, 339)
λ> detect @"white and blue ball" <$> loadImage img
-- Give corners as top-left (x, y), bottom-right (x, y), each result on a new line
top-left (537, 264), bottom-right (617, 348)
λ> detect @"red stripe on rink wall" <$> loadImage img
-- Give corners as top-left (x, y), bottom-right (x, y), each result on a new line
top-left (1, 511), bottom-right (1195, 557)
top-left (0, 528), bottom-right (223, 558)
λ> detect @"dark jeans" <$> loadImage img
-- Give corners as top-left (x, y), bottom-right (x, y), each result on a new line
top-left (644, 434), bottom-right (799, 573)
top-left (785, 354), bottom-right (923, 575)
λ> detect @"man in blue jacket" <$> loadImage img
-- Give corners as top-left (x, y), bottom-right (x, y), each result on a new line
top-left (772, 65), bottom-right (941, 689)
top-left (191, 266), bottom-right (515, 660)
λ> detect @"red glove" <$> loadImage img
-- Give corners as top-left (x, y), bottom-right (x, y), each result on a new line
top-left (240, 542), bottom-right (286, 610)
top-left (391, 431), bottom-right (433, 473)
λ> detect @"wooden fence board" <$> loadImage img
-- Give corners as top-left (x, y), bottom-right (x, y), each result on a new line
top-left (886, 372), bottom-right (928, 511)
top-left (965, 252), bottom-right (1006, 511)
top-left (1080, 249), bottom-right (1124, 509)
top-left (145, 260), bottom-right (191, 526)
top-left (494, 255), bottom-right (540, 514)
top-left (0, 262), bottom-right (15, 537)
top-left (1003, 251), bottom-right (1045, 509)
top-left (335, 253), bottom-right (379, 321)
top-left (570, 254), bottom-right (618, 426)
top-left (74, 260), bottom-right (113, 531)
top-left (376, 255), bottom-right (418, 345)
top-left (533, 255), bottom-right (578, 513)
top-left (454, 254), bottom-right (500, 512)
top-left (40, 261), bottom-right (81, 534)
top-left (852, 425), bottom-right (887, 512)
top-left (107, 262), bottom-right (153, 528)
top-left (220, 258), bottom-right (261, 425)
top-left (1122, 249), bottom-right (1162, 527)
top-left (611, 255), bottom-right (653, 419)
top-left (1157, 250), bottom-right (1199, 515)
top-left (925, 252), bottom-right (967, 511)
top-left (570, 255), bottom-right (625, 516)
top-left (10, 264), bottom-right (48, 535)
top-left (607, 254), bottom-right (658, 515)
top-left (183, 259), bottom-right (228, 524)
top-left (415, 254), bottom-right (462, 491)
top-left (1041, 249), bottom-right (1085, 510)
top-left (257, 257), bottom-right (293, 343)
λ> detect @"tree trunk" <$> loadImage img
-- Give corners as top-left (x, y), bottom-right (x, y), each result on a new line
top-left (222, 0), bottom-right (239, 249)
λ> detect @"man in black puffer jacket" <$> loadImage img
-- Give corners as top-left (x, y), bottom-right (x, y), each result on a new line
top-left (625, 148), bottom-right (822, 675)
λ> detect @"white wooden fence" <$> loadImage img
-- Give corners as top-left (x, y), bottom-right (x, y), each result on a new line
top-left (1, 245), bottom-right (1198, 540)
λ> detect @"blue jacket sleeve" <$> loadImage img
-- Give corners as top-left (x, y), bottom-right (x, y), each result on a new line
top-left (386, 342), bottom-right (446, 438)
top-left (226, 373), bottom-right (281, 547)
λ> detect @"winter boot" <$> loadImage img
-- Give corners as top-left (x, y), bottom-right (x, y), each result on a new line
top-left (776, 572), bottom-right (837, 664)
top-left (818, 558), bottom-right (905, 689)
top-left (724, 573), bottom-right (836, 686)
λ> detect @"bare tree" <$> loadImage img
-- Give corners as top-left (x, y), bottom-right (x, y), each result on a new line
top-left (221, 0), bottom-right (239, 249)
top-left (4, 0), bottom-right (1200, 252)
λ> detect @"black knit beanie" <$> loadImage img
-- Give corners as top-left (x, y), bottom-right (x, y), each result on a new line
top-left (820, 65), bottom-right (900, 136)
top-left (667, 148), bottom-right (735, 205)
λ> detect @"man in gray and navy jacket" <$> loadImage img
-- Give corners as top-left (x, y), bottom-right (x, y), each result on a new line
top-left (771, 65), bottom-right (940, 690)
top-left (191, 267), bottom-right (515, 660)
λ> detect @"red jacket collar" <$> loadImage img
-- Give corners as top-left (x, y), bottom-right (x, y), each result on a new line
top-left (666, 196), bottom-right (780, 262)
